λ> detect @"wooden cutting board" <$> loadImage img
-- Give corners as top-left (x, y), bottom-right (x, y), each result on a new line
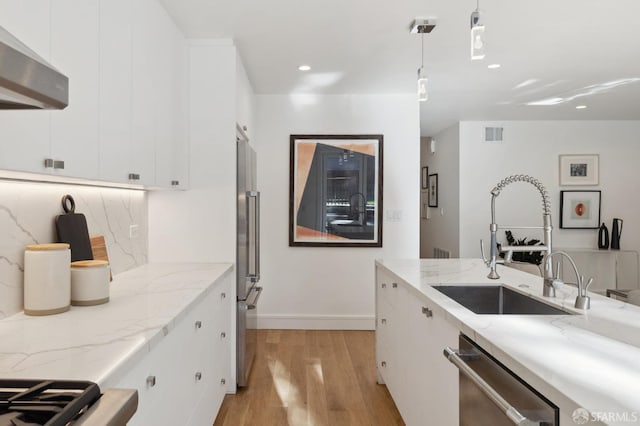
top-left (90, 235), bottom-right (113, 281)
top-left (55, 195), bottom-right (94, 262)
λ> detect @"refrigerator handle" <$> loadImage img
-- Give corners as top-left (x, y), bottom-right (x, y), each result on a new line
top-left (247, 191), bottom-right (260, 282)
top-left (246, 286), bottom-right (263, 310)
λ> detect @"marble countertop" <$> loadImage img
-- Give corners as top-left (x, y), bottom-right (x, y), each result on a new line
top-left (376, 258), bottom-right (640, 426)
top-left (0, 262), bottom-right (233, 387)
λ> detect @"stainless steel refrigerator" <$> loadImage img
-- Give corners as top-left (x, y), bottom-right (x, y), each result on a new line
top-left (236, 129), bottom-right (262, 387)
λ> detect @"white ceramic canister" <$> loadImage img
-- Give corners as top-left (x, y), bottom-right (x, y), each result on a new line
top-left (24, 243), bottom-right (71, 316)
top-left (70, 260), bottom-right (110, 306)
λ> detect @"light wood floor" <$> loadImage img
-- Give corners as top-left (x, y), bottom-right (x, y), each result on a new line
top-left (214, 330), bottom-right (404, 426)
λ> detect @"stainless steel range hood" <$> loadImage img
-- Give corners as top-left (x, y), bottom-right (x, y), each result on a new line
top-left (0, 25), bottom-right (68, 109)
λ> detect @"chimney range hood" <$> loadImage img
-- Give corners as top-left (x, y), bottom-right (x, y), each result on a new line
top-left (0, 25), bottom-right (68, 109)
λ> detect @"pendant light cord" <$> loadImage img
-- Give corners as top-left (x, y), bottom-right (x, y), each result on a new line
top-left (421, 33), bottom-right (424, 68)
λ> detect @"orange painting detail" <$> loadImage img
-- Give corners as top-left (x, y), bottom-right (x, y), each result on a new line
top-left (333, 142), bottom-right (376, 156)
top-left (295, 142), bottom-right (316, 212)
top-left (296, 225), bottom-right (348, 241)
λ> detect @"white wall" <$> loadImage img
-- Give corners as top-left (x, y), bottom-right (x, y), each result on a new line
top-left (422, 124), bottom-right (461, 258)
top-left (255, 94), bottom-right (419, 330)
top-left (459, 121), bottom-right (640, 260)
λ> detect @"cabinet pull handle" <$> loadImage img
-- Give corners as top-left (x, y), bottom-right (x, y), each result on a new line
top-left (44, 159), bottom-right (65, 169)
top-left (220, 378), bottom-right (226, 385)
top-left (221, 332), bottom-right (226, 338)
top-left (381, 361), bottom-right (387, 367)
top-left (422, 306), bottom-right (433, 318)
top-left (381, 318), bottom-right (387, 325)
top-left (128, 173), bottom-right (140, 181)
top-left (195, 372), bottom-right (202, 381)
top-left (221, 292), bottom-right (226, 299)
top-left (171, 180), bottom-right (180, 186)
top-left (146, 376), bottom-right (156, 387)
top-left (195, 321), bottom-right (202, 329)
top-left (392, 283), bottom-right (398, 288)
top-left (381, 283), bottom-right (387, 289)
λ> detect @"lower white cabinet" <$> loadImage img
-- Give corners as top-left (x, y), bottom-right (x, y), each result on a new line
top-left (375, 266), bottom-right (459, 426)
top-left (114, 273), bottom-right (232, 425)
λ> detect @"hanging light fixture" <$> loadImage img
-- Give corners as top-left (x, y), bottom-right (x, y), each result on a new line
top-left (410, 18), bottom-right (437, 102)
top-left (470, 0), bottom-right (485, 60)
top-left (417, 33), bottom-right (428, 102)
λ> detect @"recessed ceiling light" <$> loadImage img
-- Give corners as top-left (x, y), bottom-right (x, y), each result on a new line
top-left (298, 65), bottom-right (311, 71)
top-left (576, 105), bottom-right (587, 109)
top-left (487, 63), bottom-right (501, 69)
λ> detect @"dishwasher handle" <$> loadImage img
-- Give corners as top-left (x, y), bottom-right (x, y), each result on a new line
top-left (443, 347), bottom-right (541, 426)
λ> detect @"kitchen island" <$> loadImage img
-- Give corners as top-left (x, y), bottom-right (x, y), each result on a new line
top-left (376, 258), bottom-right (640, 426)
top-left (0, 262), bottom-right (234, 425)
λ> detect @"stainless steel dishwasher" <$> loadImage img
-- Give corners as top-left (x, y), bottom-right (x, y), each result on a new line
top-left (444, 334), bottom-right (558, 426)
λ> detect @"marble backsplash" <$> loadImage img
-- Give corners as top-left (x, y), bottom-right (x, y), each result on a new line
top-left (0, 180), bottom-right (147, 318)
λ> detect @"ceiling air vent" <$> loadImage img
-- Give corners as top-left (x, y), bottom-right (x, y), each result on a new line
top-left (484, 126), bottom-right (504, 142)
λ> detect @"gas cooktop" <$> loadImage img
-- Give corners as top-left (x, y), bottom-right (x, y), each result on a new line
top-left (0, 379), bottom-right (101, 426)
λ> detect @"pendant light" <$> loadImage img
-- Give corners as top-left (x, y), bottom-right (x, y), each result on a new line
top-left (417, 33), bottom-right (428, 102)
top-left (410, 18), bottom-right (437, 102)
top-left (470, 0), bottom-right (485, 60)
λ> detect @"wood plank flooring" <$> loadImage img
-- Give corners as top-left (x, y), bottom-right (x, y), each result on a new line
top-left (214, 330), bottom-right (404, 426)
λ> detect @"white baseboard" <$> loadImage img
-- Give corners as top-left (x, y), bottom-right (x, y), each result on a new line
top-left (253, 314), bottom-right (375, 330)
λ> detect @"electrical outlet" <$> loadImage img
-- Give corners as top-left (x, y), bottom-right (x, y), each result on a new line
top-left (129, 224), bottom-right (139, 239)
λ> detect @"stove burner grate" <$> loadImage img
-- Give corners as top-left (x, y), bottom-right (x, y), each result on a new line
top-left (0, 379), bottom-right (101, 426)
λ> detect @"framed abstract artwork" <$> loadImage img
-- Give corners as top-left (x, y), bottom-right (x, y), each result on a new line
top-left (289, 134), bottom-right (383, 247)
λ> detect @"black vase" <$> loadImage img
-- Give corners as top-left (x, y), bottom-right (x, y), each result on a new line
top-left (598, 223), bottom-right (609, 249)
top-left (611, 218), bottom-right (623, 250)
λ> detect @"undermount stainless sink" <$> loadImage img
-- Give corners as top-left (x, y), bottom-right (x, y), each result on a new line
top-left (432, 285), bottom-right (570, 315)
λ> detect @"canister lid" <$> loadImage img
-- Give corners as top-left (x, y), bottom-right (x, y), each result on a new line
top-left (71, 260), bottom-right (109, 268)
top-left (26, 243), bottom-right (70, 251)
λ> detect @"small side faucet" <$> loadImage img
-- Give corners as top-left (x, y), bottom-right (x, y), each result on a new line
top-left (544, 251), bottom-right (594, 310)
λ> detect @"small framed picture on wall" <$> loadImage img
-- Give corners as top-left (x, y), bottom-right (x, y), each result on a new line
top-left (559, 154), bottom-right (599, 186)
top-left (421, 167), bottom-right (428, 189)
top-left (428, 173), bottom-right (438, 208)
top-left (559, 190), bottom-right (601, 229)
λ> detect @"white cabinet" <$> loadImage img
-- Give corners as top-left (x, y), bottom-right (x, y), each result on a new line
top-left (0, 0), bottom-right (189, 188)
top-left (49, 0), bottom-right (100, 179)
top-left (375, 266), bottom-right (459, 426)
top-left (115, 273), bottom-right (233, 425)
top-left (0, 0), bottom-right (101, 178)
top-left (153, 13), bottom-right (189, 189)
top-left (98, 0), bottom-right (133, 184)
top-left (0, 1), bottom-right (51, 174)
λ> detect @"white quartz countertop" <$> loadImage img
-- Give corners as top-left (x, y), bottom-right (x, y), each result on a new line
top-left (0, 262), bottom-right (233, 387)
top-left (376, 258), bottom-right (640, 426)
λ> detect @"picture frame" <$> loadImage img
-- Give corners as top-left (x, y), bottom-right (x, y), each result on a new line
top-left (559, 154), bottom-right (599, 186)
top-left (559, 190), bottom-right (601, 229)
top-left (428, 173), bottom-right (438, 208)
top-left (420, 191), bottom-right (429, 219)
top-left (421, 166), bottom-right (428, 189)
top-left (289, 134), bottom-right (383, 247)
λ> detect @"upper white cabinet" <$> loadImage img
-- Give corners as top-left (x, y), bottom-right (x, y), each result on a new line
top-left (0, 2), bottom-right (51, 174)
top-left (98, 0), bottom-right (133, 184)
top-left (151, 4), bottom-right (189, 189)
top-left (50, 0), bottom-right (100, 179)
top-left (0, 0), bottom-right (188, 188)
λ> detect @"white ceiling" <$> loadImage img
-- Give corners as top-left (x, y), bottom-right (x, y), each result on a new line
top-left (159, 0), bottom-right (640, 136)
